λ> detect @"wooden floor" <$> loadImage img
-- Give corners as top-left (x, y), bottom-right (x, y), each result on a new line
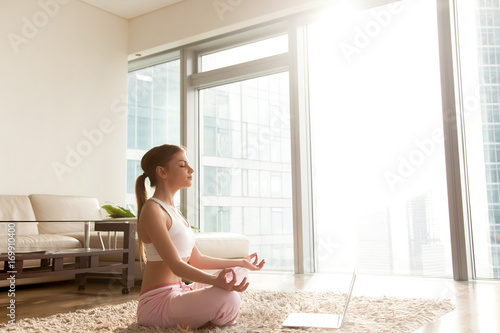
top-left (1, 272), bottom-right (499, 332)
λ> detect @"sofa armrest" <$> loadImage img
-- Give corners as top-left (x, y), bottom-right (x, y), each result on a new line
top-left (0, 195), bottom-right (38, 236)
top-left (194, 232), bottom-right (249, 259)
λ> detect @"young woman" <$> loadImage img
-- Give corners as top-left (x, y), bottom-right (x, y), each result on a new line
top-left (135, 144), bottom-right (265, 329)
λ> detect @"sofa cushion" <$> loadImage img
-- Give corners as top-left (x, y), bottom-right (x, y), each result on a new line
top-left (29, 194), bottom-right (102, 234)
top-left (0, 195), bottom-right (38, 235)
top-left (194, 232), bottom-right (249, 259)
top-left (0, 234), bottom-right (82, 253)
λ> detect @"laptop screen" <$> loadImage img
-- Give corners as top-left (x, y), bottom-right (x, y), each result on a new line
top-left (341, 271), bottom-right (357, 319)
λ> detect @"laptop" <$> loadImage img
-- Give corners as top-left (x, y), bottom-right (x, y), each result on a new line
top-left (282, 270), bottom-right (356, 329)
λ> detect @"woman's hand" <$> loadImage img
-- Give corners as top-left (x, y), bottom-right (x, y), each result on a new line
top-left (213, 268), bottom-right (249, 292)
top-left (242, 253), bottom-right (265, 271)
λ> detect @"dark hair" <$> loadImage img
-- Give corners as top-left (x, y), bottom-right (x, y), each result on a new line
top-left (135, 144), bottom-right (186, 263)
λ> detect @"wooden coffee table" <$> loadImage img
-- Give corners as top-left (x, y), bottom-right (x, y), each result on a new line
top-left (0, 220), bottom-right (136, 294)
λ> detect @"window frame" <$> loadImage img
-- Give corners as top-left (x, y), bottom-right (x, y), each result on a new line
top-left (126, 0), bottom-right (485, 280)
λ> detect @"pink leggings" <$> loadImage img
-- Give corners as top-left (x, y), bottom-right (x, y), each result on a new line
top-left (137, 267), bottom-right (247, 329)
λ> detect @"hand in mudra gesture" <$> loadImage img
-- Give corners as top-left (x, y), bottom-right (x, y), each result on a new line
top-left (242, 252), bottom-right (265, 271)
top-left (214, 268), bottom-right (249, 292)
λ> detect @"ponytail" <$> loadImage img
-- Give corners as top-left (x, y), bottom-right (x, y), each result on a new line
top-left (135, 173), bottom-right (148, 218)
top-left (135, 173), bottom-right (148, 264)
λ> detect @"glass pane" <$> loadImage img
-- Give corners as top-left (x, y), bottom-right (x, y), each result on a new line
top-left (201, 35), bottom-right (288, 72)
top-left (309, 0), bottom-right (453, 277)
top-left (126, 60), bottom-right (181, 207)
top-left (457, 0), bottom-right (500, 279)
top-left (199, 73), bottom-right (293, 271)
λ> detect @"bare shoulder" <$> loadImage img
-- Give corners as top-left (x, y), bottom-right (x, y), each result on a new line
top-left (138, 200), bottom-right (172, 241)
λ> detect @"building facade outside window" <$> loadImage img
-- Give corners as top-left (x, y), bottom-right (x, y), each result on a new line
top-left (126, 60), bottom-right (181, 210)
top-left (476, 0), bottom-right (500, 279)
top-left (458, 0), bottom-right (500, 279)
top-left (199, 73), bottom-right (294, 271)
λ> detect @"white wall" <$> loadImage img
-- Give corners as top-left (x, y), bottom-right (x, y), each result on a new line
top-left (128, 0), bottom-right (329, 58)
top-left (0, 0), bottom-right (128, 206)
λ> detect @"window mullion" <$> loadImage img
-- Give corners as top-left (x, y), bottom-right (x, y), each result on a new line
top-left (181, 48), bottom-right (200, 228)
top-left (190, 53), bottom-right (289, 90)
top-left (436, 0), bottom-right (472, 281)
top-left (289, 18), bottom-right (314, 274)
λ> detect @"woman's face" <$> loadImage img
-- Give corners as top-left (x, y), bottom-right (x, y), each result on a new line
top-left (164, 150), bottom-right (194, 189)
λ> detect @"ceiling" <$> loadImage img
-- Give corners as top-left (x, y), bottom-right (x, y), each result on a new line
top-left (79, 0), bottom-right (183, 19)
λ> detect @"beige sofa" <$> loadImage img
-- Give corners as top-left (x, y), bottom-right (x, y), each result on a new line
top-left (0, 194), bottom-right (249, 287)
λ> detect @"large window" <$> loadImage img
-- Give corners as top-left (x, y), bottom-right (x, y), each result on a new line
top-left (126, 60), bottom-right (181, 209)
top-left (126, 0), bottom-right (500, 280)
top-left (308, 0), bottom-right (453, 277)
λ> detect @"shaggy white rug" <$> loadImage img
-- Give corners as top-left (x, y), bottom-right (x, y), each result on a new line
top-left (1, 289), bottom-right (454, 333)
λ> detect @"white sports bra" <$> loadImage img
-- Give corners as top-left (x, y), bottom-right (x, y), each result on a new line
top-left (144, 197), bottom-right (195, 261)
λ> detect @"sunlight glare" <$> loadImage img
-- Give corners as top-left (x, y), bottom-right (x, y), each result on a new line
top-left (317, 0), bottom-right (357, 33)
